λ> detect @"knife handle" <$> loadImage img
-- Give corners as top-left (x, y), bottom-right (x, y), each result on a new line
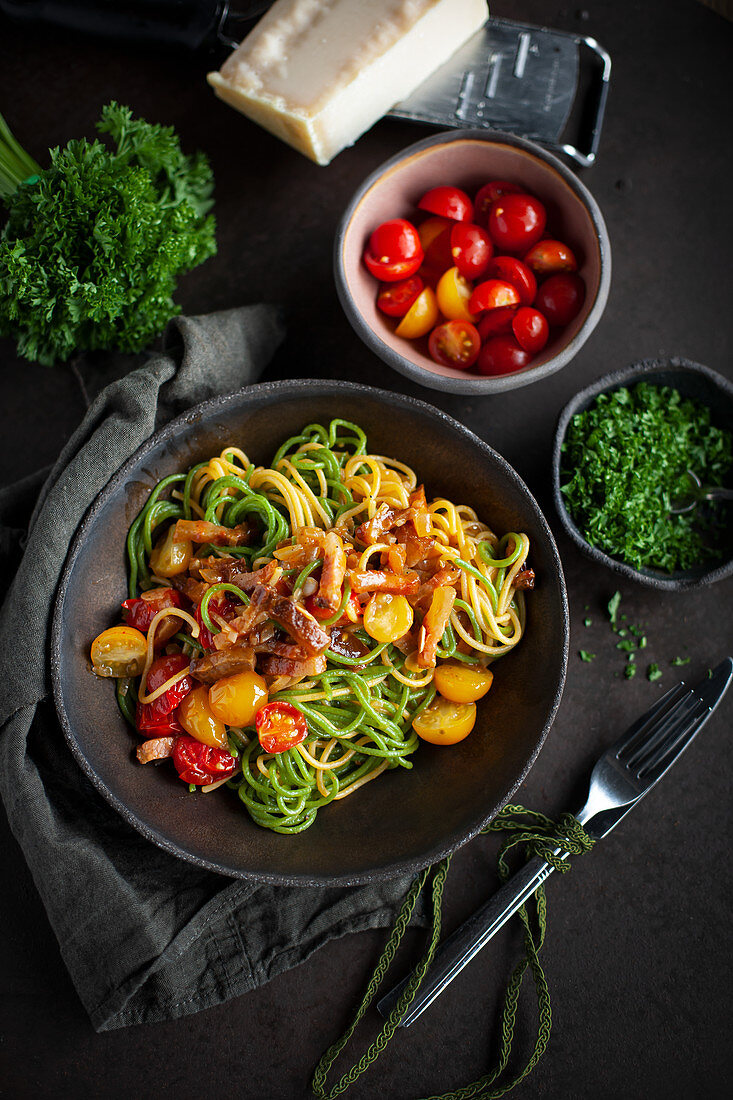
top-left (377, 854), bottom-right (557, 1027)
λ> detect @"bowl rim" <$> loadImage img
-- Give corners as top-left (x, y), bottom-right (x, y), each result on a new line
top-left (51, 377), bottom-right (569, 885)
top-left (552, 357), bottom-right (733, 591)
top-left (334, 128), bottom-right (612, 396)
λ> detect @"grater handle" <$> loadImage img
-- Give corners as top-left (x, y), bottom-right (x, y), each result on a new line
top-left (562, 36), bottom-right (611, 168)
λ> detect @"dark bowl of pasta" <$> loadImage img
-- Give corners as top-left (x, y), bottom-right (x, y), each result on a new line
top-left (52, 379), bottom-right (569, 885)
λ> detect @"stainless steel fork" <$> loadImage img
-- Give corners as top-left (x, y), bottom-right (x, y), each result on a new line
top-left (378, 657), bottom-right (733, 1027)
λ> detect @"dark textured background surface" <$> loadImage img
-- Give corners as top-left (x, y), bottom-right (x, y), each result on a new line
top-left (1, 1), bottom-right (731, 1097)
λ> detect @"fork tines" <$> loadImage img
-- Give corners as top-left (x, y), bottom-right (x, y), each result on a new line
top-left (617, 684), bottom-right (711, 781)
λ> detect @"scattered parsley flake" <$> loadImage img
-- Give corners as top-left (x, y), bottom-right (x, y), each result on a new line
top-left (616, 639), bottom-right (636, 652)
top-left (607, 591), bottom-right (621, 627)
top-left (647, 663), bottom-right (663, 682)
top-left (584, 617), bottom-right (592, 627)
top-left (624, 664), bottom-right (637, 679)
top-left (579, 650), bottom-right (596, 662)
top-left (638, 636), bottom-right (647, 649)
top-left (670, 656), bottom-right (691, 666)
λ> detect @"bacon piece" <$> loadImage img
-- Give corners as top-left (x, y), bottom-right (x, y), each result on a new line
top-left (513, 567), bottom-right (535, 590)
top-left (395, 528), bottom-right (441, 568)
top-left (408, 486), bottom-right (431, 537)
top-left (173, 520), bottom-right (254, 546)
top-left (355, 503), bottom-right (404, 545)
top-left (259, 652), bottom-right (327, 681)
top-left (417, 587), bottom-right (456, 668)
top-left (329, 627), bottom-right (368, 663)
top-left (385, 544), bottom-right (407, 575)
top-left (314, 531), bottom-right (346, 611)
top-left (136, 737), bottom-right (175, 764)
top-left (255, 640), bottom-right (308, 660)
top-left (415, 565), bottom-right (461, 608)
top-left (189, 645), bottom-right (256, 683)
top-left (350, 570), bottom-right (419, 595)
top-left (250, 585), bottom-right (330, 656)
top-left (170, 574), bottom-right (208, 604)
top-left (205, 558), bottom-right (283, 592)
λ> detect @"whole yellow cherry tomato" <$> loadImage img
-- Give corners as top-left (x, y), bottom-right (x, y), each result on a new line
top-left (149, 524), bottom-right (192, 577)
top-left (208, 670), bottom-right (268, 728)
top-left (363, 593), bottom-right (414, 643)
top-left (178, 685), bottom-right (228, 749)
top-left (435, 266), bottom-right (476, 322)
top-left (395, 286), bottom-right (439, 338)
top-left (434, 662), bottom-right (494, 703)
top-left (412, 696), bottom-right (476, 745)
top-left (91, 625), bottom-right (147, 678)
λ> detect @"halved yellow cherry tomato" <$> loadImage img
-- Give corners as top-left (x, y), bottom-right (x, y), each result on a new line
top-left (417, 215), bottom-right (451, 251)
top-left (208, 670), bottom-right (268, 728)
top-left (149, 524), bottom-right (192, 577)
top-left (435, 266), bottom-right (476, 323)
top-left (434, 662), bottom-right (493, 703)
top-left (395, 286), bottom-right (439, 338)
top-left (178, 685), bottom-right (228, 749)
top-left (412, 696), bottom-right (476, 745)
top-left (363, 593), bottom-right (414, 643)
top-left (91, 625), bottom-right (147, 678)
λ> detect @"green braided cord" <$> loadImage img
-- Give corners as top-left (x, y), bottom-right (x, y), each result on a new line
top-left (310, 805), bottom-right (595, 1100)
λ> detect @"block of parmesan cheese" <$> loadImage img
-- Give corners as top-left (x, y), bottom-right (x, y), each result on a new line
top-left (207, 0), bottom-right (488, 165)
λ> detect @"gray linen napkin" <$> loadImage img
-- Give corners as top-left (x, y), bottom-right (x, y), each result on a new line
top-left (0, 306), bottom-right (421, 1031)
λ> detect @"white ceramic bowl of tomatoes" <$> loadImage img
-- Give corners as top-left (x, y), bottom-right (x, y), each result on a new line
top-left (334, 129), bottom-right (611, 394)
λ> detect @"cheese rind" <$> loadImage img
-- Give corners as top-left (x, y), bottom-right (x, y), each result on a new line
top-left (207, 0), bottom-right (488, 165)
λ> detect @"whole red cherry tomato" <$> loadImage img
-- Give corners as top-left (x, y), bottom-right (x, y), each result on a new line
top-left (476, 335), bottom-right (532, 376)
top-left (512, 307), bottom-right (550, 354)
top-left (523, 239), bottom-right (578, 278)
top-left (377, 275), bottom-right (424, 317)
top-left (256, 702), bottom-right (308, 754)
top-left (488, 194), bottom-right (546, 253)
top-left (364, 219), bottom-right (423, 281)
top-left (485, 256), bottom-right (537, 306)
top-left (469, 279), bottom-right (521, 314)
top-left (474, 180), bottom-right (522, 226)
top-left (535, 273), bottom-right (586, 326)
top-left (172, 736), bottom-right (238, 785)
top-left (449, 222), bottom-right (493, 280)
top-left (122, 587), bottom-right (183, 643)
top-left (137, 654), bottom-right (193, 736)
top-left (417, 185), bottom-right (473, 223)
top-left (477, 306), bottom-right (518, 340)
top-left (428, 321), bottom-right (481, 370)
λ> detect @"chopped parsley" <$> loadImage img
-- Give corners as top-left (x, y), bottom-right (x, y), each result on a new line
top-left (670, 656), bottom-right (691, 666)
top-left (624, 664), bottom-right (637, 679)
top-left (584, 617), bottom-right (592, 627)
top-left (647, 663), bottom-right (663, 682)
top-left (561, 383), bottom-right (732, 571)
top-left (579, 650), bottom-right (596, 662)
top-left (607, 591), bottom-right (621, 626)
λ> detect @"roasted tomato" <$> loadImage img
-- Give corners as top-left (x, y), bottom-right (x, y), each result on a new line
top-left (474, 180), bottom-right (522, 226)
top-left (172, 736), bottom-right (238, 785)
top-left (485, 256), bottom-right (537, 306)
top-left (469, 279), bottom-right (521, 315)
top-left (305, 589), bottom-right (362, 625)
top-left (412, 697), bottom-right (476, 744)
top-left (362, 592), bottom-right (414, 642)
top-left (149, 525), bottom-right (192, 577)
top-left (434, 663), bottom-right (493, 703)
top-left (137, 654), bottom-right (193, 736)
top-left (208, 670), bottom-right (269, 728)
top-left (428, 320), bottom-right (481, 370)
top-left (523, 239), bottom-right (578, 278)
top-left (256, 702), bottom-right (308, 755)
top-left (417, 185), bottom-right (473, 223)
top-left (534, 273), bottom-right (586, 326)
top-left (194, 593), bottom-right (239, 650)
top-left (376, 275), bottom-right (424, 317)
top-left (512, 307), bottom-right (550, 354)
top-left (363, 219), bottom-right (423, 281)
top-left (488, 194), bottom-right (546, 253)
top-left (121, 587), bottom-right (183, 645)
top-left (476, 335), bottom-right (532, 377)
top-left (450, 222), bottom-right (493, 280)
top-left (178, 684), bottom-right (228, 749)
top-left (91, 625), bottom-right (147, 678)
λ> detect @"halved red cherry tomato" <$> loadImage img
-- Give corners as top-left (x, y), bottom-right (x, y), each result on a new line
top-left (469, 279), bottom-right (521, 314)
top-left (137, 654), bottom-right (193, 736)
top-left (523, 239), bottom-right (578, 278)
top-left (512, 307), bottom-right (550, 354)
top-left (476, 335), bottom-right (532, 376)
top-left (376, 275), bottom-right (424, 317)
top-left (534, 273), bottom-right (586, 326)
top-left (194, 594), bottom-right (239, 650)
top-left (364, 219), bottom-right (423, 281)
top-left (417, 185), bottom-right (473, 223)
top-left (304, 589), bottom-right (362, 624)
top-left (450, 222), bottom-right (493, 280)
top-left (417, 216), bottom-right (451, 251)
top-left (474, 180), bottom-right (522, 226)
top-left (256, 701), bottom-right (308, 755)
top-left (488, 194), bottom-right (546, 253)
top-left (485, 256), bottom-right (537, 306)
top-left (172, 736), bottom-right (237, 785)
top-left (428, 321), bottom-right (481, 370)
top-left (419, 225), bottom-right (453, 285)
top-left (477, 306), bottom-right (518, 340)
top-left (121, 587), bottom-right (183, 644)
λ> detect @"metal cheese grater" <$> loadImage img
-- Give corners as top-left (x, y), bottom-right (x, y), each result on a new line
top-left (0, 3), bottom-right (610, 166)
top-left (389, 17), bottom-right (611, 168)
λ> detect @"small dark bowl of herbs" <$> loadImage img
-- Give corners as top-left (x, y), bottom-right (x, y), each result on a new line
top-left (552, 358), bottom-right (733, 590)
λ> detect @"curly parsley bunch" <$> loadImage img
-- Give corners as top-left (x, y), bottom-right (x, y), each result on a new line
top-left (0, 102), bottom-right (216, 365)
